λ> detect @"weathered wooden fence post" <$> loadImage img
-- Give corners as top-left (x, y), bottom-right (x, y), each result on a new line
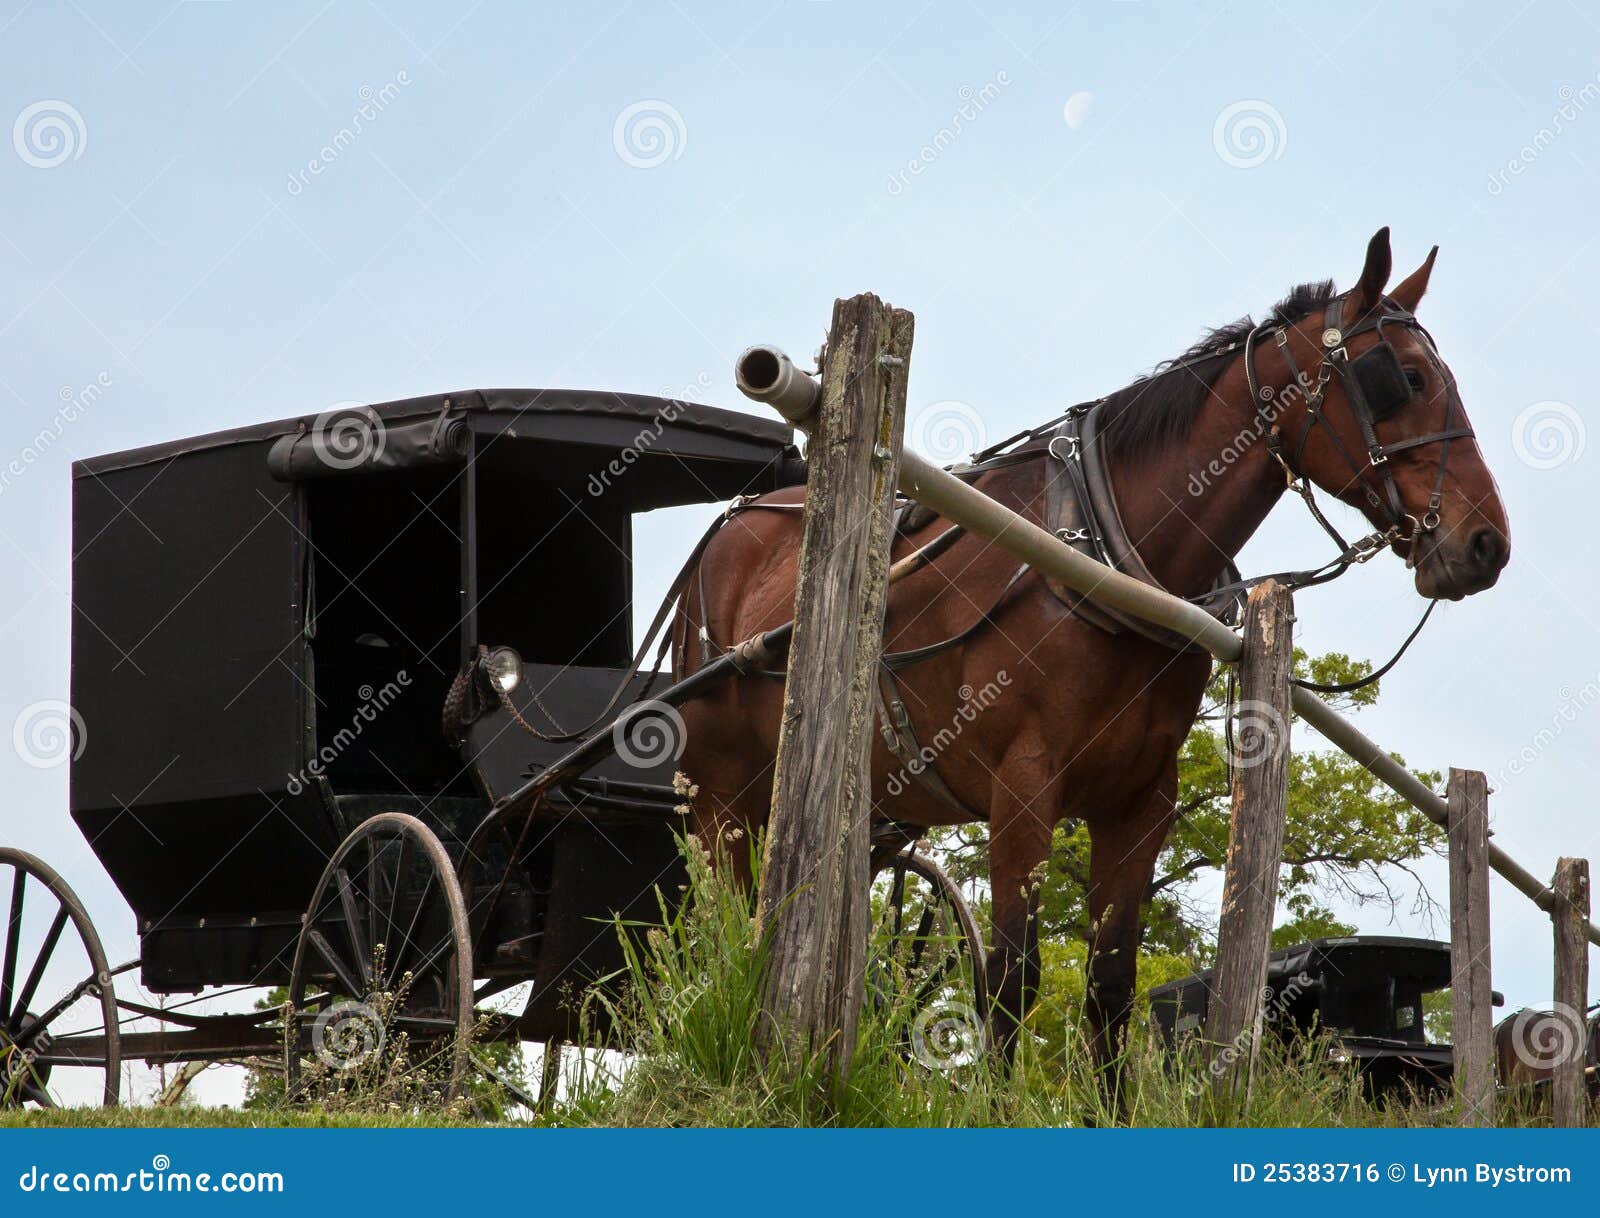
top-left (1208, 579), bottom-right (1293, 1099)
top-left (1551, 856), bottom-right (1590, 1127)
top-left (754, 293), bottom-right (912, 1076)
top-left (1447, 767), bottom-right (1493, 1126)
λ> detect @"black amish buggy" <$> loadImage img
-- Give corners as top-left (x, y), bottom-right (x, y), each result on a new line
top-left (1147, 936), bottom-right (1492, 1098)
top-left (3, 388), bottom-right (983, 1109)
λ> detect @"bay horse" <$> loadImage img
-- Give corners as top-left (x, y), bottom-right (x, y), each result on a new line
top-left (671, 229), bottom-right (1510, 1072)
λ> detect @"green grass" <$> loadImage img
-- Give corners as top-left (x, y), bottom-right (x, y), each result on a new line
top-left (546, 838), bottom-right (1540, 1129)
top-left (5, 838), bottom-right (1578, 1130)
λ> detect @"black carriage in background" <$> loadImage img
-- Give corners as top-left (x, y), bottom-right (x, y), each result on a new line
top-left (4, 386), bottom-right (984, 1108)
top-left (1148, 936), bottom-right (1505, 1098)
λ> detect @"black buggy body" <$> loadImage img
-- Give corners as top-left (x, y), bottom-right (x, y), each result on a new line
top-left (70, 389), bottom-right (798, 1026)
top-left (9, 381), bottom-right (982, 1106)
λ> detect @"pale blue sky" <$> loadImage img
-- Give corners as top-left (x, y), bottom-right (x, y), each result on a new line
top-left (3, 0), bottom-right (1599, 1052)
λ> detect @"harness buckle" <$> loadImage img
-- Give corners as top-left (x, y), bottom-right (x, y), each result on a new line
top-left (1056, 527), bottom-right (1090, 543)
top-left (1349, 533), bottom-right (1388, 564)
top-left (1368, 447), bottom-right (1389, 466)
top-left (1048, 434), bottom-right (1080, 462)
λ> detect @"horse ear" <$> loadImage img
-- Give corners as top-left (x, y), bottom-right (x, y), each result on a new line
top-left (1388, 245), bottom-right (1439, 312)
top-left (1352, 227), bottom-right (1392, 316)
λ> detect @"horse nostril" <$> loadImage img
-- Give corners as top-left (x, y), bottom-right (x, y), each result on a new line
top-left (1470, 528), bottom-right (1507, 573)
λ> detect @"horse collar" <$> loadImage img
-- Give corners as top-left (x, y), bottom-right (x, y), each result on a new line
top-left (1041, 405), bottom-right (1243, 651)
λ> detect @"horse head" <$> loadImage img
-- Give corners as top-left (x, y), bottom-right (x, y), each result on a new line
top-left (1263, 228), bottom-right (1510, 600)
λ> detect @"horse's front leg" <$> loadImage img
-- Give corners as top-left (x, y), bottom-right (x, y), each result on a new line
top-left (983, 750), bottom-right (1061, 1057)
top-left (1085, 771), bottom-right (1176, 1095)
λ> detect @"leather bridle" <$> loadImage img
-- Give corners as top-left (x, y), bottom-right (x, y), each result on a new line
top-left (1245, 293), bottom-right (1476, 569)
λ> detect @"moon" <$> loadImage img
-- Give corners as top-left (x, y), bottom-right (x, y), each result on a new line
top-left (1062, 91), bottom-right (1094, 130)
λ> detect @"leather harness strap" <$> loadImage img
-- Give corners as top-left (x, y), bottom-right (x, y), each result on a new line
top-left (1041, 404), bottom-right (1245, 651)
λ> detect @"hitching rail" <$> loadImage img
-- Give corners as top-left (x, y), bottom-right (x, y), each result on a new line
top-left (894, 446), bottom-right (1600, 947)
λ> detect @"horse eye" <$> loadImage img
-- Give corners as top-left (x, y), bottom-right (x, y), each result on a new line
top-left (1403, 367), bottom-right (1426, 392)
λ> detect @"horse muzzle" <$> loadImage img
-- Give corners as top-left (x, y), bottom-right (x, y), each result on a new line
top-left (1411, 525), bottom-right (1509, 600)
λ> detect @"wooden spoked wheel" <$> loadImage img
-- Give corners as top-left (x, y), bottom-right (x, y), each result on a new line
top-left (869, 850), bottom-right (988, 1068)
top-left (0, 849), bottom-right (120, 1108)
top-left (286, 813), bottom-right (473, 1100)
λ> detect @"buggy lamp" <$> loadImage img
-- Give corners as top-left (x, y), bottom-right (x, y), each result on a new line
top-left (483, 646), bottom-right (524, 695)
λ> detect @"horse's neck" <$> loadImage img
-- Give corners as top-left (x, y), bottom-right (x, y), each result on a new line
top-left (1099, 391), bottom-right (1287, 599)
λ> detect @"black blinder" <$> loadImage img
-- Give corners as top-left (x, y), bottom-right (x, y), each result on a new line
top-left (1349, 340), bottom-right (1412, 421)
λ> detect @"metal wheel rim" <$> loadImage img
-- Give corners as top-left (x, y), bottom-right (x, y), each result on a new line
top-left (870, 848), bottom-right (988, 1026)
top-left (285, 813), bottom-right (473, 1101)
top-left (0, 848), bottom-right (121, 1108)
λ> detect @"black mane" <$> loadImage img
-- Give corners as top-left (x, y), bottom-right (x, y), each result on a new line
top-left (1096, 279), bottom-right (1338, 460)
